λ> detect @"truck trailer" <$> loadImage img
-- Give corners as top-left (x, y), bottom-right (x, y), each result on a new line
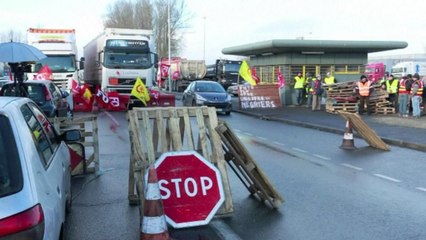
top-left (158, 57), bottom-right (207, 92)
top-left (26, 28), bottom-right (79, 89)
top-left (391, 61), bottom-right (426, 78)
top-left (82, 28), bottom-right (158, 107)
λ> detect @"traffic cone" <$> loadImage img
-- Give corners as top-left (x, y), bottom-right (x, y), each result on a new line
top-left (140, 165), bottom-right (170, 240)
top-left (340, 120), bottom-right (356, 150)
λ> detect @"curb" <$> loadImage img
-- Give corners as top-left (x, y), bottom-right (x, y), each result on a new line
top-left (234, 110), bottom-right (426, 153)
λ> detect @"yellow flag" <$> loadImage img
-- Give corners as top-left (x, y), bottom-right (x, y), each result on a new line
top-left (239, 60), bottom-right (257, 86)
top-left (131, 77), bottom-right (150, 106)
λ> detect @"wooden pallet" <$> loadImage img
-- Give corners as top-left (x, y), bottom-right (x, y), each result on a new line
top-left (215, 121), bottom-right (284, 208)
top-left (127, 106), bottom-right (234, 217)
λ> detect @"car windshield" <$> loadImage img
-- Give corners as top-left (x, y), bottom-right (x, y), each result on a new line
top-left (0, 115), bottom-right (22, 198)
top-left (1, 84), bottom-right (46, 104)
top-left (196, 82), bottom-right (225, 93)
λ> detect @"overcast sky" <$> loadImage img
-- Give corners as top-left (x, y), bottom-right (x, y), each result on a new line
top-left (2, 0), bottom-right (425, 64)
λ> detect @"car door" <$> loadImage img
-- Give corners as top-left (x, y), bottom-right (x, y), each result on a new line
top-left (49, 82), bottom-right (66, 115)
top-left (21, 102), bottom-right (70, 239)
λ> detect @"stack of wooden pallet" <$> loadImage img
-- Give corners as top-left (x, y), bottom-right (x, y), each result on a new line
top-left (325, 81), bottom-right (395, 114)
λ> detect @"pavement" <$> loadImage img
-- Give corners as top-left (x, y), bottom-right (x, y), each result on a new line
top-left (232, 103), bottom-right (426, 152)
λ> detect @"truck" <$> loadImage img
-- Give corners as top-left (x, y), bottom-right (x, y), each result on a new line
top-left (364, 62), bottom-right (386, 83)
top-left (82, 28), bottom-right (158, 107)
top-left (26, 28), bottom-right (79, 89)
top-left (157, 57), bottom-right (206, 92)
top-left (204, 59), bottom-right (242, 89)
top-left (391, 61), bottom-right (426, 78)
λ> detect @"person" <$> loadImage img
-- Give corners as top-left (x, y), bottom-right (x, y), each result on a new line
top-left (305, 72), bottom-right (313, 107)
top-left (294, 72), bottom-right (305, 105)
top-left (324, 72), bottom-right (335, 85)
top-left (355, 75), bottom-right (373, 115)
top-left (398, 76), bottom-right (409, 117)
top-left (422, 76), bottom-right (426, 114)
top-left (310, 74), bottom-right (323, 111)
top-left (410, 73), bottom-right (423, 119)
top-left (383, 74), bottom-right (399, 108)
top-left (406, 74), bottom-right (414, 114)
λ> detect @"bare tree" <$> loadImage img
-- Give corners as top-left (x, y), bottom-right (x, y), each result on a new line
top-left (0, 30), bottom-right (24, 43)
top-left (103, 0), bottom-right (190, 58)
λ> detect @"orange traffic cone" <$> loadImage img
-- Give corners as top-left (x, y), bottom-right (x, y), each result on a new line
top-left (140, 166), bottom-right (170, 240)
top-left (340, 120), bottom-right (356, 150)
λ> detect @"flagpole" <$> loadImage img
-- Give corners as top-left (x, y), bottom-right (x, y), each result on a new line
top-left (167, 0), bottom-right (171, 93)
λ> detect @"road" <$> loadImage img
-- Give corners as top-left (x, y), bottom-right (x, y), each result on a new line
top-left (66, 110), bottom-right (426, 240)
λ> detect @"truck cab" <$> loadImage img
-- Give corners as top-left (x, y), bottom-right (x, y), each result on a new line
top-left (364, 62), bottom-right (385, 84)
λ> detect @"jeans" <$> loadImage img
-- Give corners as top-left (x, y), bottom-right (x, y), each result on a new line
top-left (398, 94), bottom-right (408, 116)
top-left (412, 95), bottom-right (422, 117)
top-left (296, 88), bottom-right (304, 105)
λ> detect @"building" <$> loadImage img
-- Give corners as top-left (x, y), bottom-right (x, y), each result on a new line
top-left (222, 39), bottom-right (407, 105)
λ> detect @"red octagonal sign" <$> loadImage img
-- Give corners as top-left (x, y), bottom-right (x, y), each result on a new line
top-left (154, 151), bottom-right (225, 228)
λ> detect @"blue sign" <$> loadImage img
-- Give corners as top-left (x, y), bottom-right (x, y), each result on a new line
top-left (416, 64), bottom-right (420, 73)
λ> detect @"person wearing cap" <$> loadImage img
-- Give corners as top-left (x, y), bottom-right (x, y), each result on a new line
top-left (310, 74), bottom-right (323, 111)
top-left (294, 72), bottom-right (305, 105)
top-left (410, 73), bottom-right (423, 119)
top-left (355, 75), bottom-right (373, 115)
top-left (383, 74), bottom-right (399, 108)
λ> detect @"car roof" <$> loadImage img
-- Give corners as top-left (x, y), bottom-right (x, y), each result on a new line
top-left (3, 79), bottom-right (52, 86)
top-left (0, 96), bottom-right (30, 109)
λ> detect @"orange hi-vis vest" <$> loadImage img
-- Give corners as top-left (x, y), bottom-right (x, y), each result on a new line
top-left (398, 79), bottom-right (408, 94)
top-left (357, 81), bottom-right (371, 96)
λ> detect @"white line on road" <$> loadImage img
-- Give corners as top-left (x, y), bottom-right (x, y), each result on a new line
top-left (292, 147), bottom-right (307, 153)
top-left (313, 154), bottom-right (331, 161)
top-left (244, 132), bottom-right (253, 136)
top-left (416, 187), bottom-right (426, 192)
top-left (341, 163), bottom-right (363, 171)
top-left (373, 174), bottom-right (401, 183)
top-left (257, 136), bottom-right (267, 141)
top-left (273, 141), bottom-right (287, 146)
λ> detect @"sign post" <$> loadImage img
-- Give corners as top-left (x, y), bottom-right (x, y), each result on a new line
top-left (154, 151), bottom-right (225, 228)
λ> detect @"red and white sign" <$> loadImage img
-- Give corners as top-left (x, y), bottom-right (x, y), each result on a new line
top-left (153, 151), bottom-right (225, 228)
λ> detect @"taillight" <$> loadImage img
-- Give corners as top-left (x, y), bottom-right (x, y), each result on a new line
top-left (0, 204), bottom-right (45, 238)
top-left (43, 86), bottom-right (52, 101)
top-left (109, 77), bottom-right (119, 85)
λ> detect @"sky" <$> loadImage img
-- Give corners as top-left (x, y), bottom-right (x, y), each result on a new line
top-left (2, 0), bottom-right (426, 64)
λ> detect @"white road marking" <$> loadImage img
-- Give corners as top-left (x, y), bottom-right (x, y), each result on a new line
top-left (341, 163), bottom-right (363, 171)
top-left (292, 147), bottom-right (307, 153)
top-left (244, 132), bottom-right (253, 136)
top-left (313, 154), bottom-right (331, 161)
top-left (373, 174), bottom-right (401, 183)
top-left (257, 136), bottom-right (267, 141)
top-left (273, 141), bottom-right (287, 146)
top-left (416, 187), bottom-right (426, 192)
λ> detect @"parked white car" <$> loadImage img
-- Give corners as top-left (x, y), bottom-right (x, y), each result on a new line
top-left (0, 97), bottom-right (80, 239)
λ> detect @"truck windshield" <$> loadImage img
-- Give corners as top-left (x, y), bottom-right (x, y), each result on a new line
top-left (364, 67), bottom-right (375, 73)
top-left (104, 51), bottom-right (151, 69)
top-left (33, 55), bottom-right (76, 73)
top-left (224, 63), bottom-right (241, 73)
top-left (391, 67), bottom-right (406, 74)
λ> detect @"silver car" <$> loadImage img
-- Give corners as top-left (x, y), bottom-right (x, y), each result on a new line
top-left (0, 97), bottom-right (80, 239)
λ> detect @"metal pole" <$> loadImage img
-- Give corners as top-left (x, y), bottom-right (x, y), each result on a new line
top-left (168, 0), bottom-right (171, 92)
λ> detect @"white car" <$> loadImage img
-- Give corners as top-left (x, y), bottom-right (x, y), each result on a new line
top-left (0, 97), bottom-right (80, 239)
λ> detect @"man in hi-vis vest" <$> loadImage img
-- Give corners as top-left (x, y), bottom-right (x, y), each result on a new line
top-left (294, 72), bottom-right (305, 105)
top-left (355, 75), bottom-right (373, 115)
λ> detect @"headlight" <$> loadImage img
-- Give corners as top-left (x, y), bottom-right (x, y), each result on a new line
top-left (195, 94), bottom-right (207, 104)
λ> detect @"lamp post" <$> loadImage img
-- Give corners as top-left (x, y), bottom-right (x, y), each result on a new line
top-left (168, 0), bottom-right (171, 92)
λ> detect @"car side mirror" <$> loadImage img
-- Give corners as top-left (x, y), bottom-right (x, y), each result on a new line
top-left (62, 129), bottom-right (81, 142)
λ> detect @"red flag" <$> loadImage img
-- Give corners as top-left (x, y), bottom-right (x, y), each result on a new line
top-left (34, 65), bottom-right (53, 80)
top-left (160, 63), bottom-right (170, 78)
top-left (172, 71), bottom-right (180, 80)
top-left (71, 79), bottom-right (80, 95)
top-left (277, 68), bottom-right (285, 88)
top-left (8, 68), bottom-right (13, 81)
top-left (251, 67), bottom-right (260, 84)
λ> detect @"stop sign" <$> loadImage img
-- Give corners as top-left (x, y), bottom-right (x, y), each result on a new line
top-left (154, 151), bottom-right (225, 228)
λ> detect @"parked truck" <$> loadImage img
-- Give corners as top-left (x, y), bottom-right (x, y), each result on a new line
top-left (82, 28), bottom-right (158, 107)
top-left (158, 57), bottom-right (207, 92)
top-left (204, 59), bottom-right (242, 89)
top-left (391, 61), bottom-right (426, 78)
top-left (364, 62), bottom-right (386, 83)
top-left (26, 28), bottom-right (79, 89)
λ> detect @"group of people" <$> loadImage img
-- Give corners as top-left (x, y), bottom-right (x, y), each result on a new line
top-left (293, 72), bottom-right (335, 111)
top-left (293, 71), bottom-right (426, 118)
top-left (356, 72), bottom-right (425, 118)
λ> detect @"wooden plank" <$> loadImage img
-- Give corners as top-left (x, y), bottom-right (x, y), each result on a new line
top-left (196, 107), bottom-right (209, 160)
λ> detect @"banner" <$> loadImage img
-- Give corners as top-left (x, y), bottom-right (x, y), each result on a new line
top-left (251, 67), bottom-right (260, 85)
